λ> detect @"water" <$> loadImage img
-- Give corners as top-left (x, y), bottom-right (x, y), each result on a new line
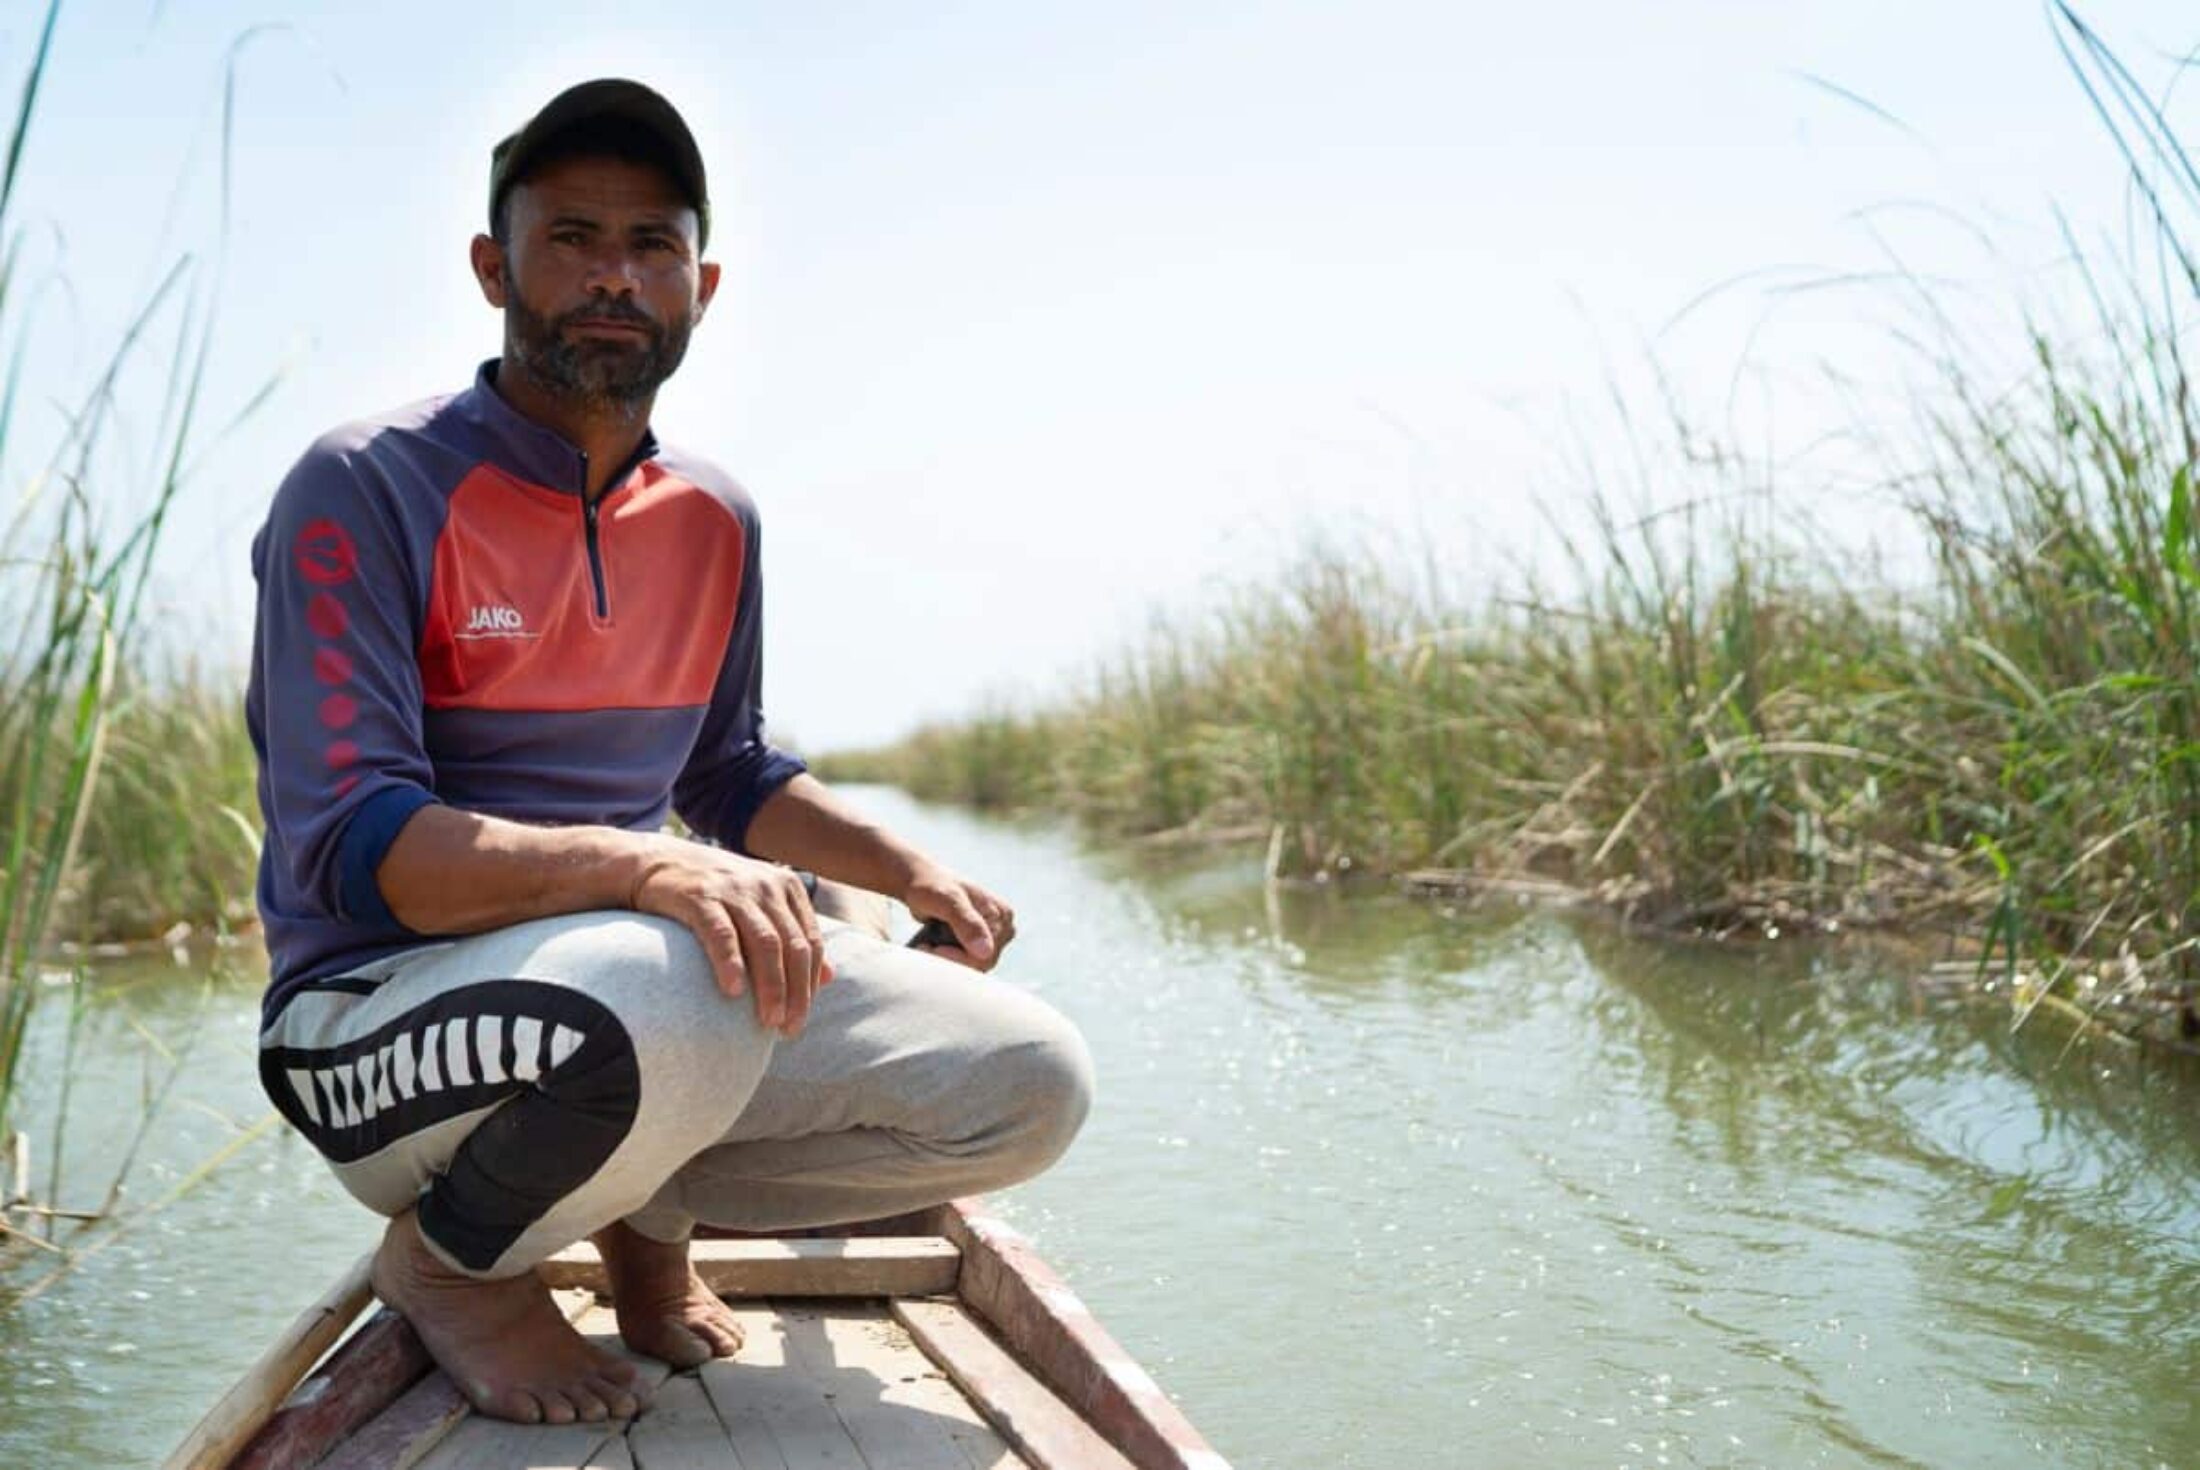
top-left (6, 787), bottom-right (2200, 1467)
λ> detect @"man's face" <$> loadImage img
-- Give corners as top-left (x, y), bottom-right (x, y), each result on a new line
top-left (486, 154), bottom-right (719, 411)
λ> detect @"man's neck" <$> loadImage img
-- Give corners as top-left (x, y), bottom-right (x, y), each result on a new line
top-left (491, 360), bottom-right (655, 501)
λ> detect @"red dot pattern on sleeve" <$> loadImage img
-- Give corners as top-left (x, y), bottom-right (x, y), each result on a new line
top-left (294, 523), bottom-right (363, 791)
top-left (295, 518), bottom-right (359, 586)
top-left (306, 593), bottom-right (349, 640)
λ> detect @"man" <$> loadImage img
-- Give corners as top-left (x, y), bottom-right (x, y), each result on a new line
top-left (246, 79), bottom-right (1092, 1427)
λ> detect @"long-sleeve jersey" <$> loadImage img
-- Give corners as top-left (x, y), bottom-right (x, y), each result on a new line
top-left (247, 362), bottom-right (806, 1025)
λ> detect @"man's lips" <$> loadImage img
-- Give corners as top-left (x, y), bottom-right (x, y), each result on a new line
top-left (566, 317), bottom-right (654, 337)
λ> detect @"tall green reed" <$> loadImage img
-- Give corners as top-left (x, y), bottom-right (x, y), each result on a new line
top-left (0, 0), bottom-right (236, 1133)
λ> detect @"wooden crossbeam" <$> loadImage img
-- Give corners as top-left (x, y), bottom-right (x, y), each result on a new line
top-left (539, 1235), bottom-right (960, 1298)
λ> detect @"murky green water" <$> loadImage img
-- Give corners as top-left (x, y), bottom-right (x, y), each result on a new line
top-left (5, 788), bottom-right (2200, 1467)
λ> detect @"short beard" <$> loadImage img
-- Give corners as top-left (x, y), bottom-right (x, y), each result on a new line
top-left (502, 287), bottom-right (694, 417)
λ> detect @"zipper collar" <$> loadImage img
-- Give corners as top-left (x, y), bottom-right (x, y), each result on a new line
top-left (455, 358), bottom-right (662, 499)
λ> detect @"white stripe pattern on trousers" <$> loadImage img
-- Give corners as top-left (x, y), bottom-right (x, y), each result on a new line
top-left (444, 1020), bottom-right (474, 1087)
top-left (420, 1022), bottom-right (444, 1091)
top-left (286, 1068), bottom-right (320, 1124)
top-left (285, 1012), bottom-right (593, 1137)
top-left (476, 1015), bottom-right (507, 1084)
top-left (511, 1016), bottom-right (544, 1082)
top-left (549, 1024), bottom-right (583, 1069)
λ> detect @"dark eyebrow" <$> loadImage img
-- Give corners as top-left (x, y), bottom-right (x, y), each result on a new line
top-left (541, 210), bottom-right (690, 245)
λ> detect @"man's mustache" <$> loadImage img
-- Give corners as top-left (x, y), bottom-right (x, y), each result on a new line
top-left (556, 301), bottom-right (660, 334)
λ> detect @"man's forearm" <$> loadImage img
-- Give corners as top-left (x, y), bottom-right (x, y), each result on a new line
top-left (745, 775), bottom-right (1018, 966)
top-left (742, 773), bottom-right (934, 899)
top-left (375, 774), bottom-right (951, 949)
top-left (376, 803), bottom-right (666, 935)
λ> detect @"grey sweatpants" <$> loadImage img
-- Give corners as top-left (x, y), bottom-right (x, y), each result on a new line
top-left (257, 900), bottom-right (1093, 1278)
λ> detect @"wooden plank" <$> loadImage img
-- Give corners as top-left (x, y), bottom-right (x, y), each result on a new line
top-left (854, 1331), bottom-right (1028, 1470)
top-left (165, 1251), bottom-right (376, 1470)
top-left (895, 1300), bottom-right (1135, 1470)
top-left (409, 1415), bottom-right (622, 1470)
top-left (585, 1436), bottom-right (636, 1469)
top-left (539, 1236), bottom-right (958, 1298)
top-left (316, 1373), bottom-right (469, 1470)
top-left (412, 1310), bottom-right (669, 1470)
top-left (942, 1204), bottom-right (1228, 1470)
top-left (231, 1308), bottom-right (435, 1470)
top-left (868, 1360), bottom-right (1030, 1470)
top-left (322, 1289), bottom-right (663, 1470)
top-left (771, 1301), bottom-right (971, 1470)
top-left (625, 1373), bottom-right (740, 1470)
top-left (784, 1300), bottom-right (1026, 1470)
top-left (695, 1303), bottom-right (865, 1470)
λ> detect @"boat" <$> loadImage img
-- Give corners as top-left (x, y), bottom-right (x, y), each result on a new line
top-left (168, 1198), bottom-right (1229, 1470)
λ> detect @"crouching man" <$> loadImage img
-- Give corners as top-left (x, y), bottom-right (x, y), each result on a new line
top-left (247, 78), bottom-right (1092, 1425)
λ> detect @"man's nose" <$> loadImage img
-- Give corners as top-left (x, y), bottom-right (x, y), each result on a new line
top-left (583, 245), bottom-right (642, 296)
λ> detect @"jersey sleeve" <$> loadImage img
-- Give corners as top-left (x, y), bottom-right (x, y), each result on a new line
top-left (250, 432), bottom-right (441, 927)
top-left (672, 503), bottom-right (806, 850)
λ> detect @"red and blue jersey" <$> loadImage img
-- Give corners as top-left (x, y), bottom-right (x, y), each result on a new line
top-left (247, 362), bottom-right (805, 1022)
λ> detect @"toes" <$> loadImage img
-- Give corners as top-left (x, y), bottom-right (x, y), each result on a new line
top-left (588, 1370), bottom-right (642, 1419)
top-left (482, 1386), bottom-right (546, 1425)
top-left (567, 1383), bottom-right (611, 1423)
top-left (533, 1388), bottom-right (580, 1425)
top-left (696, 1315), bottom-right (743, 1357)
top-left (659, 1322), bottom-right (712, 1368)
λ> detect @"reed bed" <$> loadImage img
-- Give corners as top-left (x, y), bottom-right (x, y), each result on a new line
top-left (820, 16), bottom-right (2200, 1046)
top-left (66, 663), bottom-right (259, 944)
top-left (819, 457), bottom-right (2198, 1042)
top-left (1, 0), bottom-right (263, 1253)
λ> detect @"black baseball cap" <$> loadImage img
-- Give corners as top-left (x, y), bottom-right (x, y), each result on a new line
top-left (488, 79), bottom-right (710, 247)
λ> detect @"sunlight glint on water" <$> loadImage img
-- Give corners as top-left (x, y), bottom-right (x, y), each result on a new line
top-left (4, 788), bottom-right (2198, 1468)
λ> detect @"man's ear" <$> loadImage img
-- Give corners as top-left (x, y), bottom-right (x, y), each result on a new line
top-left (697, 260), bottom-right (723, 317)
top-left (470, 233), bottom-right (509, 309)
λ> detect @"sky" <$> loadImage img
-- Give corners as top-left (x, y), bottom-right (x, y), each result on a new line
top-left (8, 0), bottom-right (2200, 749)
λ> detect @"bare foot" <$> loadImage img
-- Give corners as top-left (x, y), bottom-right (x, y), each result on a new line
top-left (372, 1207), bottom-right (645, 1425)
top-left (591, 1219), bottom-right (746, 1368)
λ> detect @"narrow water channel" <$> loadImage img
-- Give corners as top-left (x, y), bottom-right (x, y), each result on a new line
top-left (4, 787), bottom-right (2198, 1467)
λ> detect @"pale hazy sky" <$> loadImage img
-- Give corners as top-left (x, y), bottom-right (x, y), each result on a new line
top-left (9, 1), bottom-right (2200, 748)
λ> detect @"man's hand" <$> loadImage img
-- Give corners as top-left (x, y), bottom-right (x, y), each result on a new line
top-left (628, 843), bottom-right (832, 1037)
top-left (736, 772), bottom-right (1017, 973)
top-left (904, 864), bottom-right (1016, 972)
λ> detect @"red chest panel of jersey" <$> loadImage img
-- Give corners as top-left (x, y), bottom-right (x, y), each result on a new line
top-left (417, 463), bottom-right (745, 712)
